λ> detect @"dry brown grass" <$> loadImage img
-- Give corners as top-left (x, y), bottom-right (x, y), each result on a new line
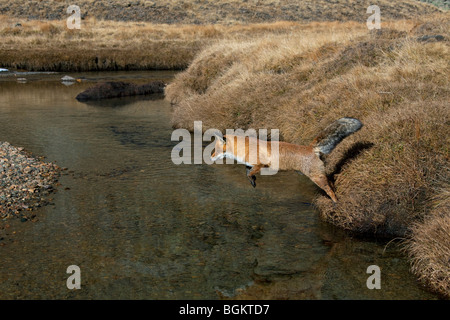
top-left (0, 16), bottom-right (360, 71)
top-left (0, 15), bottom-right (212, 70)
top-left (165, 14), bottom-right (449, 296)
top-left (0, 0), bottom-right (444, 24)
top-left (0, 0), bottom-right (445, 71)
top-left (405, 187), bottom-right (450, 298)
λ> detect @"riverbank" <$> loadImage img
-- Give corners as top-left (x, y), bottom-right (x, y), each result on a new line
top-left (0, 0), bottom-right (446, 72)
top-left (0, 141), bottom-right (60, 222)
top-left (165, 14), bottom-right (449, 297)
top-left (0, 14), bottom-right (203, 71)
top-left (0, 15), bottom-right (331, 71)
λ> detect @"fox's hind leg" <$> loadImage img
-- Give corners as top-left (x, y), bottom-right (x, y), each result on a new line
top-left (306, 158), bottom-right (338, 202)
top-left (310, 174), bottom-right (338, 203)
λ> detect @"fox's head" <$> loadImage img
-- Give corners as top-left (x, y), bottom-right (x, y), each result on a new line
top-left (210, 134), bottom-right (226, 162)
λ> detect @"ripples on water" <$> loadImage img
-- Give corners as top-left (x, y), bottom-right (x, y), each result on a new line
top-left (0, 71), bottom-right (437, 299)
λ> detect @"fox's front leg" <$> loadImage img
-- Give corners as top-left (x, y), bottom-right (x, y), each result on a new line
top-left (246, 166), bottom-right (256, 187)
top-left (246, 164), bottom-right (263, 188)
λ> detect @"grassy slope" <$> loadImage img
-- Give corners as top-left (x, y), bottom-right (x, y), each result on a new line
top-left (0, 0), bottom-right (444, 24)
top-left (165, 15), bottom-right (450, 297)
top-left (417, 0), bottom-right (449, 10)
top-left (0, 17), bottom-right (368, 71)
top-left (0, 0), bottom-right (445, 71)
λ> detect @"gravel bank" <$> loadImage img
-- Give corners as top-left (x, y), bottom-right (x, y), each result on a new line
top-left (0, 141), bottom-right (60, 221)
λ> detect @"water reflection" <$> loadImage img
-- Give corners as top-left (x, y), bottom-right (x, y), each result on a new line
top-left (0, 72), bottom-right (437, 299)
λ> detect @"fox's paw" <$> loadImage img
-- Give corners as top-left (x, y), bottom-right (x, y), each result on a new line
top-left (247, 175), bottom-right (256, 188)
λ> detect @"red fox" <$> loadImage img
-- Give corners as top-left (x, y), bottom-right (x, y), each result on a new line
top-left (210, 118), bottom-right (363, 202)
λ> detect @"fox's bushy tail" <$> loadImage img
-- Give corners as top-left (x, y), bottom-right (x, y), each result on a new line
top-left (311, 117), bottom-right (363, 156)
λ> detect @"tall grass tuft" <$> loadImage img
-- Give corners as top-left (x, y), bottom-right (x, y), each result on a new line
top-left (405, 187), bottom-right (450, 298)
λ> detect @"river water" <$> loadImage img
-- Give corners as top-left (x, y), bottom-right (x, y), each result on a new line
top-left (0, 71), bottom-right (437, 299)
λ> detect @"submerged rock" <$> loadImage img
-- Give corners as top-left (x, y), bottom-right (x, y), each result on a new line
top-left (75, 81), bottom-right (166, 101)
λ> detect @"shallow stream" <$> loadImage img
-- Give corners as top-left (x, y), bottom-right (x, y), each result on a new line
top-left (0, 71), bottom-right (436, 299)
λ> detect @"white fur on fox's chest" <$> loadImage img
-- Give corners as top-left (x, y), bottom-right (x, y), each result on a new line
top-left (211, 152), bottom-right (254, 167)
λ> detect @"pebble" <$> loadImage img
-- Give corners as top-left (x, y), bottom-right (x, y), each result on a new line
top-left (61, 75), bottom-right (76, 82)
top-left (0, 141), bottom-right (61, 221)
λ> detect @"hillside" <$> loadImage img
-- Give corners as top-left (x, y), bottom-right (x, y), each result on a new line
top-left (0, 0), bottom-right (444, 24)
top-left (0, 0), bottom-right (446, 72)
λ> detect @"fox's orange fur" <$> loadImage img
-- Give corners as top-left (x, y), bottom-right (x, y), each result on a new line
top-left (211, 118), bottom-right (363, 202)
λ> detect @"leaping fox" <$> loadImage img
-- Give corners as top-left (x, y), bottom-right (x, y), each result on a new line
top-left (210, 117), bottom-right (363, 202)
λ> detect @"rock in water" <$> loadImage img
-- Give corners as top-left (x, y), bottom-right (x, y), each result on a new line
top-left (75, 81), bottom-right (166, 101)
top-left (61, 75), bottom-right (77, 86)
top-left (61, 75), bottom-right (76, 82)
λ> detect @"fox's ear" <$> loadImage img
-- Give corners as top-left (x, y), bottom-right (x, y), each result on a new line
top-left (215, 134), bottom-right (226, 144)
